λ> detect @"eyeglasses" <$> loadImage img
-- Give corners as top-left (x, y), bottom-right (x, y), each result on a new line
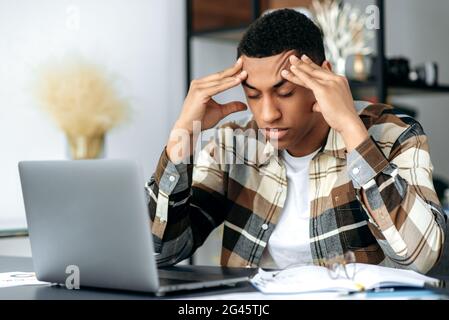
top-left (325, 251), bottom-right (356, 281)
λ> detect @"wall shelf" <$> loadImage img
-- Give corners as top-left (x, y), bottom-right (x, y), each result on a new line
top-left (349, 79), bottom-right (449, 97)
top-left (389, 83), bottom-right (449, 96)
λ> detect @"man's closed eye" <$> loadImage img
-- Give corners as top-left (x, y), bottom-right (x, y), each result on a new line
top-left (278, 91), bottom-right (294, 98)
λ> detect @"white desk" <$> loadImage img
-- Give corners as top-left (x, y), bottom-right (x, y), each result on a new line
top-left (1, 256), bottom-right (449, 300)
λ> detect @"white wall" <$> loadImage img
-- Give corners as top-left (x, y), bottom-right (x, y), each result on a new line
top-left (0, 0), bottom-right (185, 228)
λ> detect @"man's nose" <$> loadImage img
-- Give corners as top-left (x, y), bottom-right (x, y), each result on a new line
top-left (261, 97), bottom-right (282, 123)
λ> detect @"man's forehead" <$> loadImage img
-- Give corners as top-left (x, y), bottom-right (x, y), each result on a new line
top-left (242, 50), bottom-right (295, 71)
top-left (242, 50), bottom-right (295, 89)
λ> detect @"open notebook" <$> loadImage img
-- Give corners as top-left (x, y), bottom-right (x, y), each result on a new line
top-left (250, 263), bottom-right (440, 294)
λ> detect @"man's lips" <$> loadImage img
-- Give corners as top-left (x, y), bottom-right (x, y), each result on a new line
top-left (263, 128), bottom-right (289, 140)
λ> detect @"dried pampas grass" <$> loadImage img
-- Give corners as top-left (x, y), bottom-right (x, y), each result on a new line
top-left (35, 57), bottom-right (129, 158)
top-left (311, 0), bottom-right (374, 75)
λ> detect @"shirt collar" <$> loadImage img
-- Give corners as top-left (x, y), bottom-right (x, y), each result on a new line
top-left (255, 126), bottom-right (346, 167)
top-left (321, 127), bottom-right (347, 160)
top-left (256, 140), bottom-right (280, 167)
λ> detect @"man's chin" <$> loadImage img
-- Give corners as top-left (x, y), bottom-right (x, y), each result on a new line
top-left (270, 139), bottom-right (290, 151)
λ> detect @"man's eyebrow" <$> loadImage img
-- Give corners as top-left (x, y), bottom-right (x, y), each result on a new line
top-left (242, 79), bottom-right (287, 90)
top-left (273, 79), bottom-right (287, 88)
top-left (242, 81), bottom-right (257, 90)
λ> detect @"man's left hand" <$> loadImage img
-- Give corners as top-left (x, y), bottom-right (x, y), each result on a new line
top-left (281, 54), bottom-right (369, 152)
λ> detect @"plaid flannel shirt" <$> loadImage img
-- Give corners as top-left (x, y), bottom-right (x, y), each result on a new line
top-left (146, 101), bottom-right (446, 273)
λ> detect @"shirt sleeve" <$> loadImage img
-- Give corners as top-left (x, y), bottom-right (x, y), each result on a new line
top-left (146, 140), bottom-right (229, 266)
top-left (347, 123), bottom-right (446, 273)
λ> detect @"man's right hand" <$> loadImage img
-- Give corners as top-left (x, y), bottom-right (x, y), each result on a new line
top-left (167, 58), bottom-right (248, 162)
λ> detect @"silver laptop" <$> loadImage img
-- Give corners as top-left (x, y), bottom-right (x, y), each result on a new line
top-left (18, 160), bottom-right (252, 295)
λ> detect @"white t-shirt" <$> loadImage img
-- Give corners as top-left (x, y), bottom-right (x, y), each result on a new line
top-left (260, 149), bottom-right (320, 269)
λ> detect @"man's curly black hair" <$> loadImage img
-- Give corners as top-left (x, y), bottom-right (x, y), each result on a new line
top-left (237, 8), bottom-right (326, 65)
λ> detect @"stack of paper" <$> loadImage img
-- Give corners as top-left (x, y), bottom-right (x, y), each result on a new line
top-left (0, 272), bottom-right (50, 288)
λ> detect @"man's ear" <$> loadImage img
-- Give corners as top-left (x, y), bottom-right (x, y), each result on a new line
top-left (321, 60), bottom-right (333, 72)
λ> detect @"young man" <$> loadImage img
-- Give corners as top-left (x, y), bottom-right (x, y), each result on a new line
top-left (146, 9), bottom-right (446, 273)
